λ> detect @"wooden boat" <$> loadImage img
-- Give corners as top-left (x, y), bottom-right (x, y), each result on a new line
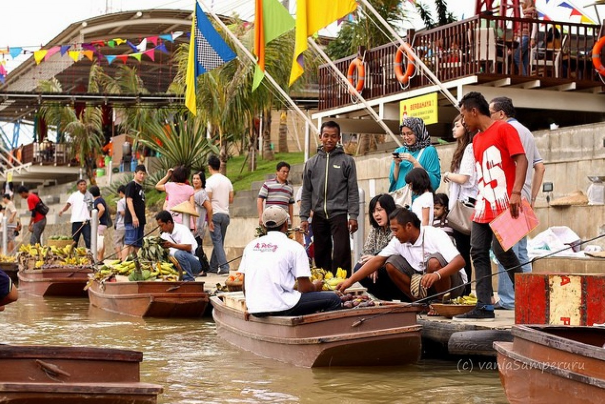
top-left (210, 294), bottom-right (423, 368)
top-left (0, 262), bottom-right (18, 285)
top-left (17, 266), bottom-right (92, 297)
top-left (0, 344), bottom-right (162, 403)
top-left (88, 279), bottom-right (209, 318)
top-left (494, 324), bottom-right (605, 404)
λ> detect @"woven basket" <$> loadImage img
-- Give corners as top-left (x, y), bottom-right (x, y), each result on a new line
top-left (225, 280), bottom-right (243, 292)
top-left (47, 239), bottom-right (75, 248)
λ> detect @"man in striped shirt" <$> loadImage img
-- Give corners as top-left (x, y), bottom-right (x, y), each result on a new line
top-left (257, 162), bottom-right (295, 226)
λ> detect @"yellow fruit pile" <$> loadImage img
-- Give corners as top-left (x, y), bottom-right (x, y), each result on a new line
top-left (95, 259), bottom-right (179, 282)
top-left (450, 294), bottom-right (478, 305)
top-left (0, 254), bottom-right (16, 263)
top-left (310, 267), bottom-right (347, 291)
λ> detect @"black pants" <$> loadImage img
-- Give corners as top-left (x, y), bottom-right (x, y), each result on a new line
top-left (453, 229), bottom-right (472, 295)
top-left (311, 213), bottom-right (351, 276)
top-left (72, 221), bottom-right (91, 249)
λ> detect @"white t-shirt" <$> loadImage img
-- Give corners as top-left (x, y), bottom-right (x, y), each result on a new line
top-left (67, 191), bottom-right (91, 222)
top-left (194, 188), bottom-right (209, 238)
top-left (449, 143), bottom-right (479, 210)
top-left (4, 200), bottom-right (17, 228)
top-left (239, 231), bottom-right (310, 314)
top-left (206, 173), bottom-right (233, 216)
top-left (160, 222), bottom-right (198, 256)
top-left (411, 191), bottom-right (434, 225)
top-left (115, 197), bottom-right (126, 231)
top-left (378, 226), bottom-right (467, 283)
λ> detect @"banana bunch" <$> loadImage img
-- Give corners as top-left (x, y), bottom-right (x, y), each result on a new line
top-left (451, 294), bottom-right (478, 305)
top-left (310, 267), bottom-right (326, 281)
top-left (321, 268), bottom-right (348, 290)
top-left (60, 257), bottom-right (91, 266)
top-left (101, 259), bottom-right (179, 281)
top-left (137, 236), bottom-right (169, 262)
top-left (48, 244), bottom-right (86, 259)
top-left (0, 254), bottom-right (16, 263)
top-left (18, 243), bottom-right (50, 260)
top-left (34, 260), bottom-right (44, 268)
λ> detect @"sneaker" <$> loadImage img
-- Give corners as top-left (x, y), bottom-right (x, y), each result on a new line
top-left (494, 301), bottom-right (513, 310)
top-left (453, 306), bottom-right (495, 322)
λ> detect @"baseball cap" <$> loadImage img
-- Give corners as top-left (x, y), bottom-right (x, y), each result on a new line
top-left (262, 206), bottom-right (289, 228)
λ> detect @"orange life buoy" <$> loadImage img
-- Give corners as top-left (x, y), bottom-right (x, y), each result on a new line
top-left (592, 36), bottom-right (605, 76)
top-left (394, 43), bottom-right (415, 85)
top-left (347, 58), bottom-right (365, 94)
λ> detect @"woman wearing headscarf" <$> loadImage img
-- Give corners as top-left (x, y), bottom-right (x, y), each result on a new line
top-left (389, 116), bottom-right (441, 192)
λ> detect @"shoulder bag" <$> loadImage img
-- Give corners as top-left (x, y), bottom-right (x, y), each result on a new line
top-left (447, 199), bottom-right (475, 235)
top-left (35, 200), bottom-right (50, 216)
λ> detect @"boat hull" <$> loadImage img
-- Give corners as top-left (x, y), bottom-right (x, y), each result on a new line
top-left (211, 295), bottom-right (422, 368)
top-left (0, 344), bottom-right (162, 403)
top-left (17, 268), bottom-right (92, 297)
top-left (494, 325), bottom-right (605, 404)
top-left (88, 280), bottom-right (209, 318)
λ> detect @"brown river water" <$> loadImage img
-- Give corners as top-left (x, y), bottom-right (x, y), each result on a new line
top-left (1, 295), bottom-right (508, 403)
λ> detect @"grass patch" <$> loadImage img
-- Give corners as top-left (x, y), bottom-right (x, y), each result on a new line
top-left (226, 152), bottom-right (305, 192)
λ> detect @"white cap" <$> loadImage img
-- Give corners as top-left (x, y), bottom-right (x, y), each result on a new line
top-left (262, 206), bottom-right (289, 228)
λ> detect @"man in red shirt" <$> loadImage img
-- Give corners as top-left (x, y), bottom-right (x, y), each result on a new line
top-left (17, 186), bottom-right (47, 245)
top-left (453, 92), bottom-right (528, 321)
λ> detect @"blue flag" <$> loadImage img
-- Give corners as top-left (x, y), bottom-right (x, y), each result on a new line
top-left (186, 2), bottom-right (237, 114)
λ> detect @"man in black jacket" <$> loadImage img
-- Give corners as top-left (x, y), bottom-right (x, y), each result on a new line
top-left (299, 121), bottom-right (359, 277)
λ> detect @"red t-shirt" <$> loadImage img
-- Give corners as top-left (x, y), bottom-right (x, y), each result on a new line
top-left (27, 193), bottom-right (44, 223)
top-left (472, 120), bottom-right (526, 223)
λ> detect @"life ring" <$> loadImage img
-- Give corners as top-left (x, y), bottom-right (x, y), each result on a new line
top-left (347, 58), bottom-right (365, 95)
top-left (394, 43), bottom-right (415, 85)
top-left (592, 36), bottom-right (605, 76)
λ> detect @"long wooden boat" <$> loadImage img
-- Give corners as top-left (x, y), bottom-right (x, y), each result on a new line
top-left (0, 262), bottom-right (18, 285)
top-left (17, 267), bottom-right (92, 297)
top-left (494, 324), bottom-right (605, 404)
top-left (210, 294), bottom-right (423, 368)
top-left (0, 344), bottom-right (162, 403)
top-left (88, 279), bottom-right (209, 318)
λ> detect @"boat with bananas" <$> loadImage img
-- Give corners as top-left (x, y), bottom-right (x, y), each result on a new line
top-left (87, 254), bottom-right (209, 318)
top-left (0, 344), bottom-right (162, 403)
top-left (211, 268), bottom-right (423, 368)
top-left (16, 243), bottom-right (93, 297)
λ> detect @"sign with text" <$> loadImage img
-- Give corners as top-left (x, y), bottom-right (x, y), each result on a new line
top-left (399, 93), bottom-right (438, 125)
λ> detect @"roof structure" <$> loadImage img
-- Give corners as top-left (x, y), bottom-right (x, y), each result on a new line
top-left (0, 9), bottom-right (201, 125)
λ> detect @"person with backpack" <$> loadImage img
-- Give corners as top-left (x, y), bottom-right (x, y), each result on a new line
top-left (17, 185), bottom-right (47, 245)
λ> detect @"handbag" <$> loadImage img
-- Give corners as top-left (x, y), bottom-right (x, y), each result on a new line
top-left (389, 184), bottom-right (412, 209)
top-left (35, 200), bottom-right (50, 216)
top-left (447, 199), bottom-right (475, 235)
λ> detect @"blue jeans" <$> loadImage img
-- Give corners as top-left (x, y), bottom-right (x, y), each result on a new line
top-left (514, 35), bottom-right (531, 76)
top-left (255, 292), bottom-right (342, 316)
top-left (72, 221), bottom-right (91, 248)
top-left (497, 236), bottom-right (532, 309)
top-left (209, 213), bottom-right (230, 273)
top-left (174, 250), bottom-right (202, 281)
top-left (471, 222), bottom-right (521, 307)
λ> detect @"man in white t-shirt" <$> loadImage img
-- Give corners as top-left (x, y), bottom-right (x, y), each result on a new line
top-left (205, 155), bottom-right (233, 274)
top-left (156, 210), bottom-right (201, 281)
top-left (58, 179), bottom-right (93, 248)
top-left (2, 194), bottom-right (18, 252)
top-left (338, 208), bottom-right (466, 301)
top-left (241, 206), bottom-right (341, 316)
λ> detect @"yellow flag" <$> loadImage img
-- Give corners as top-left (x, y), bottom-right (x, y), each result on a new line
top-left (289, 0), bottom-right (357, 86)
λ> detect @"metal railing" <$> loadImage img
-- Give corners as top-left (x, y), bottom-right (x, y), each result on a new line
top-left (318, 15), bottom-right (603, 111)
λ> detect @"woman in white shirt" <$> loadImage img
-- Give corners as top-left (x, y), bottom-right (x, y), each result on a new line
top-left (443, 115), bottom-right (478, 294)
top-left (405, 167), bottom-right (434, 226)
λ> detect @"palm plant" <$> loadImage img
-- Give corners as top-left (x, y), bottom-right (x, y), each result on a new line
top-left (37, 77), bottom-right (105, 184)
top-left (415, 0), bottom-right (456, 29)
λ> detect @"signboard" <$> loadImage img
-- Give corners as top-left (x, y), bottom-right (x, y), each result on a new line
top-left (399, 93), bottom-right (438, 125)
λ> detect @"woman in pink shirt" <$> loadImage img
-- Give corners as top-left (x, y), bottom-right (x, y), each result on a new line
top-left (155, 166), bottom-right (195, 229)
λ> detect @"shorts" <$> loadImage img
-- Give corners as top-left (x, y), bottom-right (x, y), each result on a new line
top-left (6, 228), bottom-right (16, 241)
top-left (113, 228), bottom-right (126, 248)
top-left (386, 253), bottom-right (464, 298)
top-left (124, 223), bottom-right (145, 248)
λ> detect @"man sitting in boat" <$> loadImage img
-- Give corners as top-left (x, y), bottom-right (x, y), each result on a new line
top-left (240, 206), bottom-right (342, 317)
top-left (155, 210), bottom-right (202, 281)
top-left (0, 269), bottom-right (18, 311)
top-left (338, 208), bottom-right (466, 301)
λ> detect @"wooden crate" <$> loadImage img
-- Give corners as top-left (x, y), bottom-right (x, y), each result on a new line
top-left (516, 273), bottom-right (605, 326)
top-left (222, 292), bottom-right (247, 312)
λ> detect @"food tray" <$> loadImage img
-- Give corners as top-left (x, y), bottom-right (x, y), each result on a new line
top-left (429, 303), bottom-right (475, 318)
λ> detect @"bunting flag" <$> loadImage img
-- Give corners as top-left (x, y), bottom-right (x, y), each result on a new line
top-left (185, 2), bottom-right (237, 115)
top-left (252, 0), bottom-right (295, 91)
top-left (289, 0), bottom-right (357, 86)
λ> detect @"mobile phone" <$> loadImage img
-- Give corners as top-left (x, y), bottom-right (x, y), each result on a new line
top-left (392, 152), bottom-right (399, 157)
